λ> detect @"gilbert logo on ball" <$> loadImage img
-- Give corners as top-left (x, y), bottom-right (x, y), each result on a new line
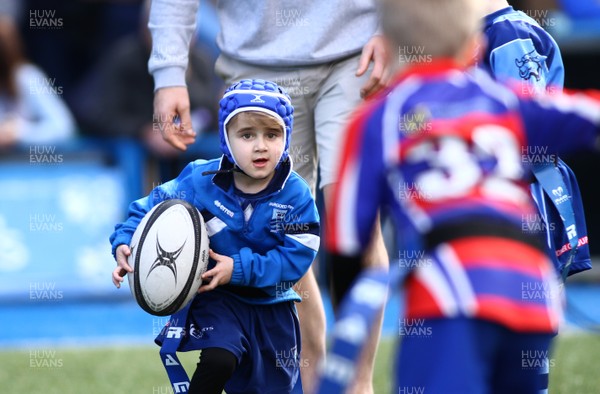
top-left (148, 236), bottom-right (185, 284)
top-left (128, 199), bottom-right (209, 316)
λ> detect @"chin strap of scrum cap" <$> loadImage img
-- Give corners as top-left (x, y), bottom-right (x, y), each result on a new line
top-left (159, 302), bottom-right (192, 393)
top-left (201, 166), bottom-right (244, 176)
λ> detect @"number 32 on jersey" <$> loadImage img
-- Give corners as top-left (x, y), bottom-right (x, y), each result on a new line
top-left (403, 124), bottom-right (528, 203)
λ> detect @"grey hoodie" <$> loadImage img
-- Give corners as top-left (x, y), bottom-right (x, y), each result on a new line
top-left (149, 0), bottom-right (379, 89)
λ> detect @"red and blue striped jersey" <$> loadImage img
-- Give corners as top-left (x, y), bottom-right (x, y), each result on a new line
top-left (328, 60), bottom-right (600, 332)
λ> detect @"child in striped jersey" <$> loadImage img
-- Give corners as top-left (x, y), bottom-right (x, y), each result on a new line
top-left (325, 0), bottom-right (600, 393)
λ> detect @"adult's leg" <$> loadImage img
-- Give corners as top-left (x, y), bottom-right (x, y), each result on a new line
top-left (292, 269), bottom-right (326, 393)
top-left (323, 185), bottom-right (388, 394)
top-left (315, 55), bottom-right (389, 394)
top-left (270, 64), bottom-right (326, 394)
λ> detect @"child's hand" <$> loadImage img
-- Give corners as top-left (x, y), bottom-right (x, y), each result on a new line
top-left (198, 249), bottom-right (233, 293)
top-left (112, 244), bottom-right (133, 288)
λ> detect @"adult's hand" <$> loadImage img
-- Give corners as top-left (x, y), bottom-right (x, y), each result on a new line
top-left (153, 86), bottom-right (196, 150)
top-left (356, 35), bottom-right (392, 99)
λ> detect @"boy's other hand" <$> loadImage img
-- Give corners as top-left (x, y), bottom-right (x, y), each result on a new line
top-left (112, 244), bottom-right (133, 288)
top-left (357, 35), bottom-right (391, 99)
top-left (198, 249), bottom-right (233, 293)
top-left (153, 87), bottom-right (196, 151)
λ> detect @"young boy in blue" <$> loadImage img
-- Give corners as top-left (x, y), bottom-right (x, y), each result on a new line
top-left (111, 79), bottom-right (320, 394)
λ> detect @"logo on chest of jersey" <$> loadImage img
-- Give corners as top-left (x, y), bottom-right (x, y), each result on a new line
top-left (214, 200), bottom-right (234, 217)
top-left (270, 208), bottom-right (289, 233)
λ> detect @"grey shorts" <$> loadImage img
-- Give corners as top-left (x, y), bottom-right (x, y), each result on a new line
top-left (215, 53), bottom-right (369, 194)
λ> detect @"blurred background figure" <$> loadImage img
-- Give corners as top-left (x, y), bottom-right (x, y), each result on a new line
top-left (0, 15), bottom-right (75, 149)
top-left (18, 0), bottom-right (142, 112)
top-left (72, 0), bottom-right (221, 183)
top-left (0, 0), bottom-right (20, 20)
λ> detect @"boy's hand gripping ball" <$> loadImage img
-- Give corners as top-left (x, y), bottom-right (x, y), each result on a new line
top-left (128, 199), bottom-right (210, 316)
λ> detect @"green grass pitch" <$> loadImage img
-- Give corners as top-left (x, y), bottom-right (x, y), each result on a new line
top-left (1, 333), bottom-right (599, 393)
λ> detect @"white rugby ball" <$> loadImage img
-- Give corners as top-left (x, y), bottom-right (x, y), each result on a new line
top-left (128, 199), bottom-right (209, 316)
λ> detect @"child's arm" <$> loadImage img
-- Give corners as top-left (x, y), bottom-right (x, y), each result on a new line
top-left (209, 197), bottom-right (320, 292)
top-left (520, 90), bottom-right (600, 155)
top-left (109, 162), bottom-right (197, 287)
top-left (486, 18), bottom-right (564, 91)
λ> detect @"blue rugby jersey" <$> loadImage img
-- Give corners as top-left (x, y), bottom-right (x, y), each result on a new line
top-left (481, 6), bottom-right (591, 277)
top-left (111, 157), bottom-right (320, 305)
top-left (327, 60), bottom-right (600, 332)
top-left (481, 6), bottom-right (564, 93)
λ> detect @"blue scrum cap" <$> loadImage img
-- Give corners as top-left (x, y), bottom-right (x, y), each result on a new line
top-left (218, 79), bottom-right (294, 166)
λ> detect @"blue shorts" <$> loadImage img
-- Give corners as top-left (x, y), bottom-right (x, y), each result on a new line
top-left (396, 317), bottom-right (553, 394)
top-left (155, 290), bottom-right (302, 394)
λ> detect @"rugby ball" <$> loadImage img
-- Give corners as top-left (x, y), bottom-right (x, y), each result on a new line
top-left (128, 199), bottom-right (209, 316)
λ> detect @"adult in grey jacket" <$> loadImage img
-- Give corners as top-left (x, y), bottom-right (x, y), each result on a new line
top-left (148, 2), bottom-right (390, 392)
